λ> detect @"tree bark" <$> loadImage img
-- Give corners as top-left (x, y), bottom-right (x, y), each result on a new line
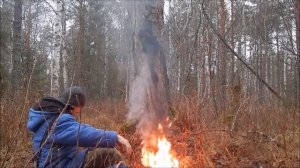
top-left (0, 5), bottom-right (2, 97)
top-left (127, 0), bottom-right (168, 95)
top-left (59, 0), bottom-right (67, 92)
top-left (128, 0), bottom-right (169, 140)
top-left (296, 0), bottom-right (300, 107)
top-left (23, 0), bottom-right (33, 87)
top-left (50, 0), bottom-right (63, 96)
top-left (24, 0), bottom-right (32, 50)
top-left (230, 0), bottom-right (235, 83)
top-left (74, 0), bottom-right (85, 86)
top-left (11, 0), bottom-right (23, 93)
top-left (219, 0), bottom-right (227, 107)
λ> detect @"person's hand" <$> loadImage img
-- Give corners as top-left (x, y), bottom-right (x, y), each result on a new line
top-left (117, 134), bottom-right (133, 155)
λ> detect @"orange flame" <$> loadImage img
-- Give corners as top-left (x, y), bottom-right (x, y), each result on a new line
top-left (141, 124), bottom-right (179, 168)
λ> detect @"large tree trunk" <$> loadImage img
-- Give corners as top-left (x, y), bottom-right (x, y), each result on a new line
top-left (126, 1), bottom-right (144, 75)
top-left (129, 0), bottom-right (166, 82)
top-left (11, 0), bottom-right (23, 93)
top-left (127, 0), bottom-right (168, 96)
top-left (127, 0), bottom-right (169, 144)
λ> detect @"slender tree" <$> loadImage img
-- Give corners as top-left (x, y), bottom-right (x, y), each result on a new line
top-left (50, 0), bottom-right (63, 96)
top-left (219, 0), bottom-right (227, 107)
top-left (59, 0), bottom-right (67, 92)
top-left (296, 0), bottom-right (300, 107)
top-left (23, 0), bottom-right (34, 88)
top-left (74, 0), bottom-right (85, 86)
top-left (230, 0), bottom-right (236, 83)
top-left (11, 0), bottom-right (23, 93)
top-left (0, 4), bottom-right (2, 97)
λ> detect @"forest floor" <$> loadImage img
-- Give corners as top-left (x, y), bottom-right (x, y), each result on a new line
top-left (0, 98), bottom-right (299, 168)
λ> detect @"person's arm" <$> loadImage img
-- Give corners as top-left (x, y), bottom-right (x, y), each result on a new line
top-left (52, 114), bottom-right (117, 148)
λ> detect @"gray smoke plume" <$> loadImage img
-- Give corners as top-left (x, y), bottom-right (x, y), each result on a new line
top-left (127, 21), bottom-right (169, 140)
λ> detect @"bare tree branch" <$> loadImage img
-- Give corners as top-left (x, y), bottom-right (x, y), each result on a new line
top-left (43, 0), bottom-right (59, 16)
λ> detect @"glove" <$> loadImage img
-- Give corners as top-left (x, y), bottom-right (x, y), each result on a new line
top-left (117, 135), bottom-right (133, 155)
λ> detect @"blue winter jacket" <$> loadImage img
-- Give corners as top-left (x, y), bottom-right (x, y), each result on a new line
top-left (27, 108), bottom-right (118, 168)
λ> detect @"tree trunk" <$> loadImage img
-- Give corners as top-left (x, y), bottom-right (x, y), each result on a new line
top-left (23, 0), bottom-right (33, 88)
top-left (230, 0), bottom-right (235, 83)
top-left (74, 0), bottom-right (85, 86)
top-left (219, 0), bottom-right (227, 108)
top-left (127, 0), bottom-right (169, 143)
top-left (127, 0), bottom-right (168, 95)
top-left (296, 0), bottom-right (300, 107)
top-left (50, 0), bottom-right (63, 96)
top-left (11, 0), bottom-right (23, 94)
top-left (24, 0), bottom-right (32, 50)
top-left (127, 1), bottom-right (143, 76)
top-left (0, 5), bottom-right (2, 97)
top-left (208, 22), bottom-right (218, 116)
top-left (59, 0), bottom-right (67, 92)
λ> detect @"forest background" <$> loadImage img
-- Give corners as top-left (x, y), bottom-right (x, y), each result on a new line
top-left (0, 0), bottom-right (299, 167)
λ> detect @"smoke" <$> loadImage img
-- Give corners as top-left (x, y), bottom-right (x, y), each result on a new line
top-left (127, 21), bottom-right (169, 139)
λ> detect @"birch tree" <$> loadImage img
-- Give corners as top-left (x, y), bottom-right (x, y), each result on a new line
top-left (50, 0), bottom-right (63, 96)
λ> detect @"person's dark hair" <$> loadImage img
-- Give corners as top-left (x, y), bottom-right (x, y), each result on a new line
top-left (60, 86), bottom-right (86, 107)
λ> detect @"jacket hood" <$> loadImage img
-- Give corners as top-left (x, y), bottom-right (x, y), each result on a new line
top-left (27, 96), bottom-right (73, 133)
top-left (27, 108), bottom-right (59, 133)
top-left (32, 96), bottom-right (71, 113)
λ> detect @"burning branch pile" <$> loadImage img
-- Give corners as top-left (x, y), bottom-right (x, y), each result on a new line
top-left (141, 123), bottom-right (179, 167)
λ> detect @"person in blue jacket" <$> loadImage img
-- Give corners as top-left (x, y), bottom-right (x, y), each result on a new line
top-left (27, 86), bottom-right (132, 168)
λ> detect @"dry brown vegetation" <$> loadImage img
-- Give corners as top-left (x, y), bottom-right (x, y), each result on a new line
top-left (0, 95), bottom-right (299, 168)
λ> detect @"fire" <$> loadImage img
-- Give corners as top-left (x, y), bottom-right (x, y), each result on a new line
top-left (141, 124), bottom-right (179, 168)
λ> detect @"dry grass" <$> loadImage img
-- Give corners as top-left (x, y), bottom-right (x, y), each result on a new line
top-left (0, 95), bottom-right (299, 168)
